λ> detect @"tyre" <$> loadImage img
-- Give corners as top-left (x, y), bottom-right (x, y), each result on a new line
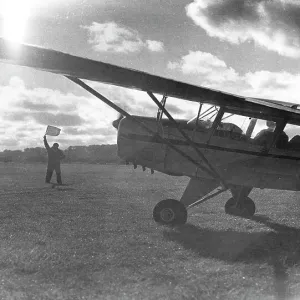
top-left (153, 199), bottom-right (187, 225)
top-left (225, 197), bottom-right (255, 217)
top-left (225, 197), bottom-right (237, 214)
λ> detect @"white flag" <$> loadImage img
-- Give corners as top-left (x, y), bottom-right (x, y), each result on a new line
top-left (45, 125), bottom-right (61, 136)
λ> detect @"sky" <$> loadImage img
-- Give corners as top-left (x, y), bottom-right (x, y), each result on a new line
top-left (1, 0), bottom-right (300, 150)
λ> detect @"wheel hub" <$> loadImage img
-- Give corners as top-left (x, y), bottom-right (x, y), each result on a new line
top-left (160, 208), bottom-right (175, 223)
top-left (153, 199), bottom-right (187, 225)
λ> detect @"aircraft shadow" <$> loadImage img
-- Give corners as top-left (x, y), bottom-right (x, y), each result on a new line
top-left (163, 215), bottom-right (300, 300)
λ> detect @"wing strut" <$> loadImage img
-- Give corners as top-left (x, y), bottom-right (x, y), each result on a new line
top-left (156, 95), bottom-right (167, 122)
top-left (65, 76), bottom-right (217, 178)
top-left (192, 102), bottom-right (203, 140)
top-left (147, 91), bottom-right (226, 187)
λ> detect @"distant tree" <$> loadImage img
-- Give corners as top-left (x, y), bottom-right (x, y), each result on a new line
top-left (2, 150), bottom-right (23, 162)
top-left (0, 144), bottom-right (123, 164)
top-left (24, 147), bottom-right (47, 162)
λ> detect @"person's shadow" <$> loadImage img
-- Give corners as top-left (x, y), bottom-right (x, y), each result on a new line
top-left (163, 215), bottom-right (300, 300)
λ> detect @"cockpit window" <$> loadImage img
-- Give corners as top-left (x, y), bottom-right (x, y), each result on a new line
top-left (250, 119), bottom-right (275, 139)
top-left (284, 124), bottom-right (299, 140)
top-left (187, 104), bottom-right (219, 130)
top-left (218, 113), bottom-right (251, 134)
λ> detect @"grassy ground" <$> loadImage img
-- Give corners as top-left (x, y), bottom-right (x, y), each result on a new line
top-left (0, 163), bottom-right (300, 300)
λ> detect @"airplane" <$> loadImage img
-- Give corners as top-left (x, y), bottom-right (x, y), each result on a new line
top-left (1, 38), bottom-right (300, 226)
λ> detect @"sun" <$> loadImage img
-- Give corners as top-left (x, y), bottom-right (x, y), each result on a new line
top-left (1, 0), bottom-right (33, 42)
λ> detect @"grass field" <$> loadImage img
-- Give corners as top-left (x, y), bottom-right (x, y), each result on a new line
top-left (1, 163), bottom-right (300, 300)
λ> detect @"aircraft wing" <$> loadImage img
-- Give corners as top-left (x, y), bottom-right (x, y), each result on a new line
top-left (1, 38), bottom-right (300, 123)
top-left (250, 98), bottom-right (300, 108)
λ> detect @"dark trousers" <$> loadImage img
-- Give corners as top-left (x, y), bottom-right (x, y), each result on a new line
top-left (45, 164), bottom-right (62, 184)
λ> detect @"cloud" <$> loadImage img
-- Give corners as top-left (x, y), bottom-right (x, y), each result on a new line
top-left (63, 126), bottom-right (115, 136)
top-left (146, 40), bottom-right (164, 52)
top-left (1, 76), bottom-right (192, 150)
top-left (3, 112), bottom-right (28, 122)
top-left (6, 58), bottom-right (300, 151)
top-left (86, 81), bottom-right (157, 115)
top-left (9, 76), bottom-right (25, 89)
top-left (168, 49), bottom-right (300, 106)
top-left (31, 112), bottom-right (84, 126)
top-left (63, 127), bottom-right (90, 136)
top-left (87, 80), bottom-right (198, 119)
top-left (168, 51), bottom-right (241, 89)
top-left (244, 70), bottom-right (300, 101)
top-left (21, 100), bottom-right (58, 111)
top-left (186, 0), bottom-right (300, 58)
top-left (0, 77), bottom-right (121, 150)
top-left (1, 138), bottom-right (19, 148)
top-left (82, 22), bottom-right (164, 53)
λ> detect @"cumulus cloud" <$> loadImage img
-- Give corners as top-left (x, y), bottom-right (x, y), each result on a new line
top-left (168, 51), bottom-right (241, 89)
top-left (186, 0), bottom-right (300, 58)
top-left (1, 138), bottom-right (19, 148)
top-left (5, 55), bottom-right (300, 151)
top-left (244, 70), bottom-right (300, 101)
top-left (31, 112), bottom-right (84, 126)
top-left (168, 49), bottom-right (300, 105)
top-left (82, 22), bottom-right (164, 53)
top-left (21, 100), bottom-right (58, 111)
top-left (146, 40), bottom-right (164, 52)
top-left (87, 80), bottom-right (197, 120)
top-left (63, 126), bottom-right (115, 137)
top-left (0, 76), bottom-right (192, 150)
top-left (0, 77), bottom-right (119, 150)
top-left (3, 112), bottom-right (28, 122)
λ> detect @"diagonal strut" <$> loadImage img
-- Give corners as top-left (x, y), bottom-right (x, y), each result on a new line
top-left (66, 76), bottom-right (217, 178)
top-left (147, 91), bottom-right (226, 187)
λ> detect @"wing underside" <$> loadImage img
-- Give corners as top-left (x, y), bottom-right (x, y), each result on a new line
top-left (1, 38), bottom-right (300, 123)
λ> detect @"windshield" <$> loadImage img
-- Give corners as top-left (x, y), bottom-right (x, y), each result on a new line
top-left (218, 113), bottom-right (251, 134)
top-left (187, 104), bottom-right (219, 129)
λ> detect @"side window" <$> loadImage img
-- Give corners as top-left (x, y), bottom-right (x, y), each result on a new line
top-left (219, 113), bottom-right (251, 134)
top-left (252, 119), bottom-right (289, 149)
top-left (250, 119), bottom-right (275, 139)
top-left (284, 124), bottom-right (299, 140)
top-left (285, 124), bottom-right (300, 150)
top-left (214, 113), bottom-right (251, 141)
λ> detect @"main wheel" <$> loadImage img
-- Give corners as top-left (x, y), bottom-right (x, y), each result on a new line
top-left (225, 197), bottom-right (256, 217)
top-left (153, 199), bottom-right (187, 225)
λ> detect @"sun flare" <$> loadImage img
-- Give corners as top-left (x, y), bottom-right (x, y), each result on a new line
top-left (1, 0), bottom-right (33, 42)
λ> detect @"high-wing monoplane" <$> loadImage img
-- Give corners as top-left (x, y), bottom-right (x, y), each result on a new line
top-left (1, 38), bottom-right (300, 225)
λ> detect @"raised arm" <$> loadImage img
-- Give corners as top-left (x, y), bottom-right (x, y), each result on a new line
top-left (43, 135), bottom-right (50, 150)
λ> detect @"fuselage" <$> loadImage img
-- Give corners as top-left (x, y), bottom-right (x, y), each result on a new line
top-left (116, 116), bottom-right (300, 191)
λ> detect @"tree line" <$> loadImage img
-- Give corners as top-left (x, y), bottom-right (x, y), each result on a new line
top-left (0, 145), bottom-right (124, 164)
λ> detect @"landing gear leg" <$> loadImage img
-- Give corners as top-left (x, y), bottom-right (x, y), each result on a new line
top-left (225, 186), bottom-right (255, 217)
top-left (153, 178), bottom-right (221, 225)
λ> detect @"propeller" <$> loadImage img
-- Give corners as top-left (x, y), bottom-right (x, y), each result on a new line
top-left (112, 113), bottom-right (124, 129)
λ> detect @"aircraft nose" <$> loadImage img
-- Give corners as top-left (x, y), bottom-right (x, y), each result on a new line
top-left (112, 119), bottom-right (119, 129)
top-left (112, 114), bottom-right (124, 129)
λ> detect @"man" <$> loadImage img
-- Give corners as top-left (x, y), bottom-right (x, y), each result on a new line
top-left (254, 120), bottom-right (288, 149)
top-left (43, 135), bottom-right (65, 184)
top-left (253, 120), bottom-right (276, 147)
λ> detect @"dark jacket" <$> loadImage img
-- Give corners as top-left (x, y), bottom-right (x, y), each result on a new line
top-left (254, 129), bottom-right (288, 149)
top-left (44, 137), bottom-right (65, 168)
